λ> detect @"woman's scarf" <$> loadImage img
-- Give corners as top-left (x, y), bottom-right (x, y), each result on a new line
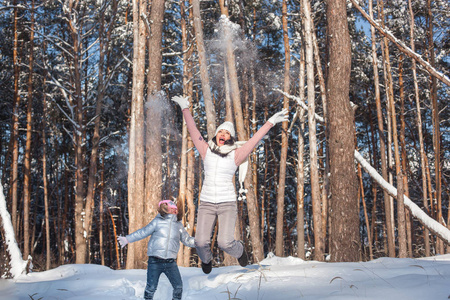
top-left (207, 140), bottom-right (249, 200)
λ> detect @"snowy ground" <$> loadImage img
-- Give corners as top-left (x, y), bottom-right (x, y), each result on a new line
top-left (2, 253), bottom-right (450, 300)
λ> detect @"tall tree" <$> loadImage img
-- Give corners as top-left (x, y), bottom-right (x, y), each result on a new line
top-left (61, 0), bottom-right (88, 264)
top-left (84, 0), bottom-right (119, 252)
top-left (296, 37), bottom-right (306, 259)
top-left (275, 0), bottom-right (290, 257)
top-left (302, 0), bottom-right (323, 261)
top-left (144, 0), bottom-right (166, 233)
top-left (23, 0), bottom-right (35, 260)
top-left (427, 0), bottom-right (443, 255)
top-left (369, 0), bottom-right (395, 257)
top-left (42, 32), bottom-right (51, 270)
top-left (398, 55), bottom-right (413, 257)
top-left (127, 0), bottom-right (147, 269)
top-left (192, 0), bottom-right (216, 137)
top-left (408, 0), bottom-right (430, 257)
top-left (327, 0), bottom-right (360, 262)
top-left (11, 0), bottom-right (20, 235)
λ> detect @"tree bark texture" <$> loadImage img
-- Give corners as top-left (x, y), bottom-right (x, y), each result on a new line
top-left (23, 0), bottom-right (35, 260)
top-left (369, 0), bottom-right (395, 258)
top-left (408, 0), bottom-right (430, 257)
top-left (427, 0), bottom-right (443, 255)
top-left (127, 0), bottom-right (147, 269)
top-left (296, 41), bottom-right (306, 259)
top-left (145, 0), bottom-right (165, 228)
top-left (302, 0), bottom-right (324, 261)
top-left (192, 0), bottom-right (216, 138)
top-left (326, 0), bottom-right (360, 262)
top-left (275, 0), bottom-right (290, 257)
top-left (11, 0), bottom-right (20, 236)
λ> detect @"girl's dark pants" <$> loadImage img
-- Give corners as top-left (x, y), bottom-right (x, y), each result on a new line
top-left (144, 256), bottom-right (183, 300)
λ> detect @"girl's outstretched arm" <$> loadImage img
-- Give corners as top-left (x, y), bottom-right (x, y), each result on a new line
top-left (182, 109), bottom-right (208, 160)
top-left (234, 122), bottom-right (273, 166)
top-left (235, 109), bottom-right (288, 166)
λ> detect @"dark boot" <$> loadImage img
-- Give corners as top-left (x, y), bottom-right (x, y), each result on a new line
top-left (201, 261), bottom-right (212, 274)
top-left (238, 242), bottom-right (248, 267)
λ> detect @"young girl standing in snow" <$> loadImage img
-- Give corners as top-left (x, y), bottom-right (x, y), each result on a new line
top-left (172, 95), bottom-right (288, 274)
top-left (117, 200), bottom-right (195, 300)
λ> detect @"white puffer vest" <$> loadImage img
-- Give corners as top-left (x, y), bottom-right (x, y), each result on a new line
top-left (200, 148), bottom-right (238, 203)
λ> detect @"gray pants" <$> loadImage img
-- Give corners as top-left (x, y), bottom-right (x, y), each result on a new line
top-left (195, 201), bottom-right (243, 263)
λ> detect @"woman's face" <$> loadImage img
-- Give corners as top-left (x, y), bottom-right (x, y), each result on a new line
top-left (216, 129), bottom-right (231, 146)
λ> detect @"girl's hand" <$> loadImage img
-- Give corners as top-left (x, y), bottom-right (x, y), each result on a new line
top-left (117, 236), bottom-right (129, 248)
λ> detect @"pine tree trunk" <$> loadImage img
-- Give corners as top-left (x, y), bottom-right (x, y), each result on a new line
top-left (23, 0), bottom-right (35, 260)
top-left (369, 0), bottom-right (395, 257)
top-left (296, 40), bottom-right (306, 259)
top-left (84, 1), bottom-right (119, 252)
top-left (99, 153), bottom-right (105, 266)
top-left (41, 31), bottom-right (51, 270)
top-left (378, 1), bottom-right (395, 259)
top-left (302, 0), bottom-right (323, 261)
top-left (327, 0), bottom-right (360, 262)
top-left (358, 162), bottom-right (373, 260)
top-left (192, 0), bottom-right (216, 138)
top-left (275, 0), bottom-right (290, 258)
top-left (387, 59), bottom-right (407, 258)
top-left (177, 0), bottom-right (189, 266)
top-left (67, 3), bottom-right (87, 264)
top-left (398, 55), bottom-right (413, 257)
top-left (427, 0), bottom-right (443, 255)
top-left (379, 0), bottom-right (407, 258)
top-left (127, 0), bottom-right (147, 269)
top-left (144, 0), bottom-right (165, 243)
top-left (367, 105), bottom-right (379, 252)
top-left (11, 0), bottom-right (20, 236)
top-left (408, 0), bottom-right (430, 257)
top-left (311, 7), bottom-right (329, 255)
top-left (183, 2), bottom-right (196, 266)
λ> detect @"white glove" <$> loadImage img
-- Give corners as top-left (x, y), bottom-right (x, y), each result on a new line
top-left (268, 108), bottom-right (289, 125)
top-left (117, 236), bottom-right (129, 248)
top-left (171, 95), bottom-right (190, 110)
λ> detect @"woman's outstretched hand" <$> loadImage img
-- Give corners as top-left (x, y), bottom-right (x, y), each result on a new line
top-left (268, 108), bottom-right (289, 125)
top-left (171, 95), bottom-right (190, 110)
top-left (117, 236), bottom-right (129, 248)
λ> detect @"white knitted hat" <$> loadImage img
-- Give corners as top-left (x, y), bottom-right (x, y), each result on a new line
top-left (215, 121), bottom-right (235, 137)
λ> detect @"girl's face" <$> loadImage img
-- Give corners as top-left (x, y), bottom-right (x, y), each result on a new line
top-left (216, 129), bottom-right (231, 146)
top-left (159, 202), bottom-right (178, 215)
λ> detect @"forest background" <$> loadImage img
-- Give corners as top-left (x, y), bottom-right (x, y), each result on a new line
top-left (0, 0), bottom-right (448, 276)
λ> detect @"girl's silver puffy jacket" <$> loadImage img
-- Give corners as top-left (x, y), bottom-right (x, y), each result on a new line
top-left (126, 213), bottom-right (195, 259)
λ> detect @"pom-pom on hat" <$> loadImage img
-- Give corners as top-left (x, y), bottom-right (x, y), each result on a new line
top-left (215, 121), bottom-right (235, 137)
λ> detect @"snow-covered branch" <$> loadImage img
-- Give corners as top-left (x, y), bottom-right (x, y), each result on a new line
top-left (355, 151), bottom-right (450, 244)
top-left (349, 0), bottom-right (450, 87)
top-left (274, 88), bottom-right (325, 123)
top-left (275, 88), bottom-right (450, 244)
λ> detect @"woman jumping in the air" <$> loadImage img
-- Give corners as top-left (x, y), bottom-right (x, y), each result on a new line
top-left (172, 95), bottom-right (288, 274)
